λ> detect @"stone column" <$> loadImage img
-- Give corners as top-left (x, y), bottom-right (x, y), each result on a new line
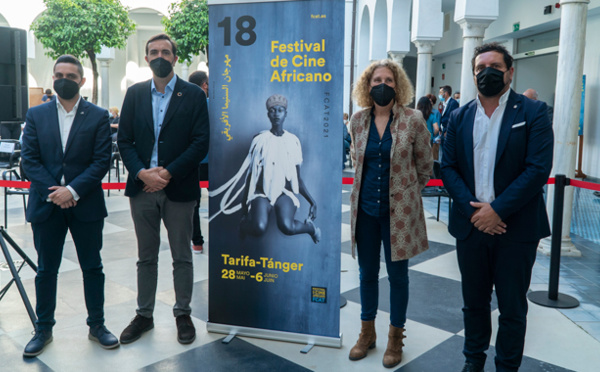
top-left (411, 0), bottom-right (442, 100)
top-left (455, 20), bottom-right (493, 104)
top-left (97, 46), bottom-right (115, 109)
top-left (454, 0), bottom-right (498, 104)
top-left (387, 51), bottom-right (405, 66)
top-left (99, 60), bottom-right (111, 109)
top-left (413, 41), bottom-right (436, 100)
top-left (181, 64), bottom-right (189, 81)
top-left (539, 0), bottom-right (590, 257)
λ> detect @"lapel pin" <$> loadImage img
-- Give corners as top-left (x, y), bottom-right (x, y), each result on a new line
top-left (80, 111), bottom-right (84, 114)
top-left (513, 105), bottom-right (517, 109)
top-left (177, 92), bottom-right (182, 97)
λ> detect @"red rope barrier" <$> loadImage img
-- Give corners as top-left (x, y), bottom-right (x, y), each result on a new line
top-left (0, 180), bottom-right (210, 190)
top-left (570, 179), bottom-right (600, 191)
top-left (0, 178), bottom-right (597, 191)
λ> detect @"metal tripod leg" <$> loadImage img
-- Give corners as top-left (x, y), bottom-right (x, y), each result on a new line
top-left (0, 228), bottom-right (37, 328)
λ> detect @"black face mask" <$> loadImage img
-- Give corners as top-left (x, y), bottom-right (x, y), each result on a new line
top-left (370, 83), bottom-right (396, 106)
top-left (476, 67), bottom-right (507, 97)
top-left (149, 57), bottom-right (173, 78)
top-left (53, 78), bottom-right (80, 100)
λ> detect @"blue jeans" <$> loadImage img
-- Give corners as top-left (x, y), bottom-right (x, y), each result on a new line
top-left (356, 207), bottom-right (409, 328)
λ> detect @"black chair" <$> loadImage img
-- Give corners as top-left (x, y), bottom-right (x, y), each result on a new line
top-left (0, 140), bottom-right (28, 228)
top-left (421, 160), bottom-right (451, 221)
top-left (107, 142), bottom-right (121, 196)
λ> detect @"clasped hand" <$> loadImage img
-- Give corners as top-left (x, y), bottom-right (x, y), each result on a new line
top-left (140, 167), bottom-right (171, 193)
top-left (48, 186), bottom-right (76, 209)
top-left (470, 201), bottom-right (507, 235)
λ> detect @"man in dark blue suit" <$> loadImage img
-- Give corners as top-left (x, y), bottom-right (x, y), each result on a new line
top-left (21, 55), bottom-right (117, 357)
top-left (441, 43), bottom-right (553, 372)
top-left (438, 85), bottom-right (459, 160)
top-left (439, 85), bottom-right (459, 135)
top-left (118, 34), bottom-right (209, 345)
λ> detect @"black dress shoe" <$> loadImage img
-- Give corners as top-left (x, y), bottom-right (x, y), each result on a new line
top-left (176, 315), bottom-right (196, 344)
top-left (23, 329), bottom-right (53, 357)
top-left (120, 315), bottom-right (154, 344)
top-left (461, 362), bottom-right (484, 372)
top-left (89, 325), bottom-right (120, 349)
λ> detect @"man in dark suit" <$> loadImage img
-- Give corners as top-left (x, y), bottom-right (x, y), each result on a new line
top-left (117, 34), bottom-right (209, 345)
top-left (438, 85), bottom-right (459, 160)
top-left (439, 85), bottom-right (459, 134)
top-left (441, 43), bottom-right (553, 372)
top-left (21, 55), bottom-right (116, 357)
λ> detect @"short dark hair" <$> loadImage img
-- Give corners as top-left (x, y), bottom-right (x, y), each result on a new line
top-left (471, 42), bottom-right (513, 74)
top-left (45, 89), bottom-right (52, 95)
top-left (189, 70), bottom-right (208, 87)
top-left (53, 55), bottom-right (84, 78)
top-left (440, 85), bottom-right (452, 96)
top-left (145, 33), bottom-right (177, 57)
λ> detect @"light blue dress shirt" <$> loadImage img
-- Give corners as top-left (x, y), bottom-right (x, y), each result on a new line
top-left (150, 75), bottom-right (177, 168)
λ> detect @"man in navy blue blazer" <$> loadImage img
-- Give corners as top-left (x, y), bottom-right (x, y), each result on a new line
top-left (441, 43), bottom-right (553, 372)
top-left (439, 85), bottom-right (459, 134)
top-left (118, 34), bottom-right (209, 345)
top-left (21, 55), bottom-right (117, 357)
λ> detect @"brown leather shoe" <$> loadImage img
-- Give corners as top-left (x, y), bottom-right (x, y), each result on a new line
top-left (349, 320), bottom-right (376, 361)
top-left (382, 325), bottom-right (405, 368)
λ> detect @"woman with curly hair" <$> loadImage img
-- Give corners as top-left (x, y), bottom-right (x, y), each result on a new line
top-left (347, 59), bottom-right (432, 368)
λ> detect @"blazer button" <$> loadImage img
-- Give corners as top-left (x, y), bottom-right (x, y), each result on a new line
top-left (62, 163), bottom-right (66, 167)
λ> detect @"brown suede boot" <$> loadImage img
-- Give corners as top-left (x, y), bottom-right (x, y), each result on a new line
top-left (348, 320), bottom-right (376, 361)
top-left (382, 325), bottom-right (405, 368)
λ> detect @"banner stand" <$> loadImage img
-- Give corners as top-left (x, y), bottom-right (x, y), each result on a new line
top-left (207, 0), bottom-right (345, 349)
top-left (207, 322), bottom-right (342, 349)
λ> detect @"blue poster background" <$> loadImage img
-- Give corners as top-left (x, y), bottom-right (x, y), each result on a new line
top-left (208, 0), bottom-right (344, 338)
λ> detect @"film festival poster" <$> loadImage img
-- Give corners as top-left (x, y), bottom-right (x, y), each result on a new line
top-left (207, 0), bottom-right (344, 339)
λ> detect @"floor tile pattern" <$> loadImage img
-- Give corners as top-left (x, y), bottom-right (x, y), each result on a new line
top-left (0, 166), bottom-right (597, 371)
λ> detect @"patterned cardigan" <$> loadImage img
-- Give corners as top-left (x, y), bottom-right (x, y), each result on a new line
top-left (349, 104), bottom-right (433, 261)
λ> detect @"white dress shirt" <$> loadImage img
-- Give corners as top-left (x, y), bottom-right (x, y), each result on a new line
top-left (473, 89), bottom-right (510, 203)
top-left (54, 97), bottom-right (81, 201)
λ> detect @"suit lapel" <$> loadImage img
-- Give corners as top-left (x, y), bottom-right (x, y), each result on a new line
top-left (160, 77), bottom-right (185, 134)
top-left (495, 90), bottom-right (520, 165)
top-left (47, 103), bottom-right (64, 157)
top-left (64, 99), bottom-right (89, 157)
top-left (389, 105), bottom-right (402, 160)
top-left (143, 80), bottom-right (155, 138)
top-left (463, 103), bottom-right (476, 180)
top-left (356, 110), bottom-right (371, 162)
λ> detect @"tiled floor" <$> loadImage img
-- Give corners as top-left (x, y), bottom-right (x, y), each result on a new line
top-left (0, 166), bottom-right (599, 371)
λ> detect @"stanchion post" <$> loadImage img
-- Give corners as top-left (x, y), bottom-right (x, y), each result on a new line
top-left (548, 174), bottom-right (567, 300)
top-left (527, 174), bottom-right (579, 308)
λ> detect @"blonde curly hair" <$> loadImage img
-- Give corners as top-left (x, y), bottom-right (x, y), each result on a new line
top-left (352, 59), bottom-right (414, 108)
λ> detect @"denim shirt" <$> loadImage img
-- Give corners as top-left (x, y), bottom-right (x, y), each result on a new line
top-left (359, 110), bottom-right (393, 217)
top-left (150, 75), bottom-right (177, 168)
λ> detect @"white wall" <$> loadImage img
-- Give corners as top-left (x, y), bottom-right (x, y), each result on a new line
top-left (431, 51), bottom-right (462, 98)
top-left (581, 11), bottom-right (600, 179)
top-left (513, 53), bottom-right (557, 105)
